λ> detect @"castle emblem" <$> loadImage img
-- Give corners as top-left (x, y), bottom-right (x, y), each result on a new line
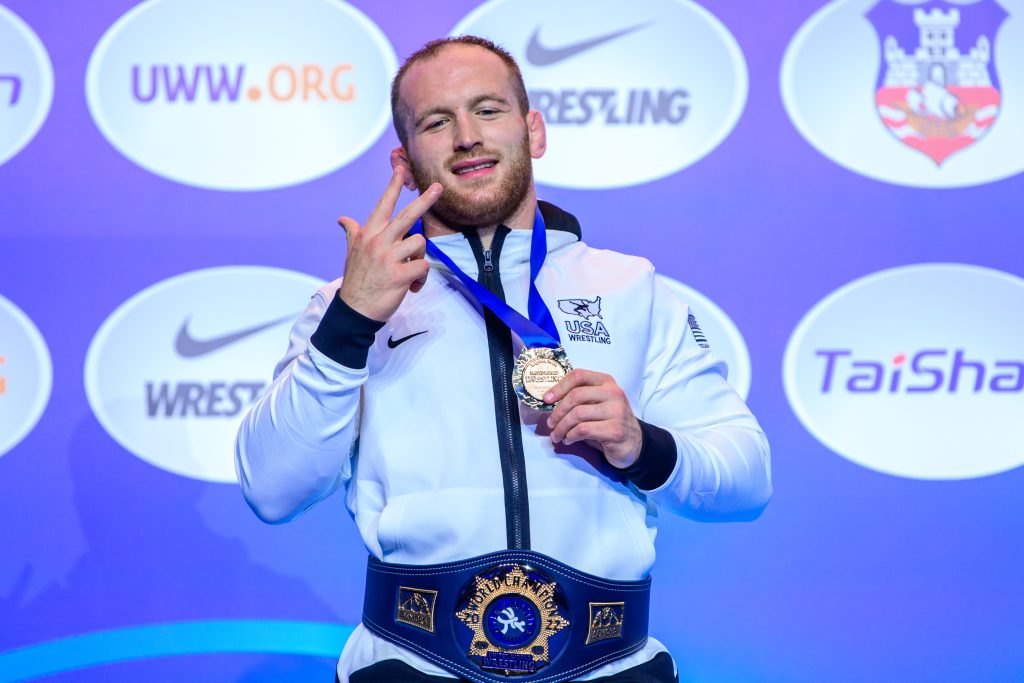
top-left (867, 0), bottom-right (1007, 165)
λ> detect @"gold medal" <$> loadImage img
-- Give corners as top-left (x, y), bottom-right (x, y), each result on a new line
top-left (512, 346), bottom-right (572, 410)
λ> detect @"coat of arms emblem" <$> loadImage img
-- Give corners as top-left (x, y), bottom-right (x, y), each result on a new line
top-left (868, 0), bottom-right (1007, 165)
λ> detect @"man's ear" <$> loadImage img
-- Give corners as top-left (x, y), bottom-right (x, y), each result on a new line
top-left (390, 146), bottom-right (417, 190)
top-left (526, 110), bottom-right (547, 159)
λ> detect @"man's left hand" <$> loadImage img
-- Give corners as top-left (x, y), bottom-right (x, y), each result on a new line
top-left (544, 369), bottom-right (642, 469)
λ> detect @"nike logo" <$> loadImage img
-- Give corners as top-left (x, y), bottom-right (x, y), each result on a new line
top-left (387, 331), bottom-right (427, 349)
top-left (525, 22), bottom-right (652, 66)
top-left (175, 315), bottom-right (293, 358)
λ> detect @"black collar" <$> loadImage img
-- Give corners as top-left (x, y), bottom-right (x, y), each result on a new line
top-left (538, 200), bottom-right (582, 239)
top-left (425, 200), bottom-right (583, 242)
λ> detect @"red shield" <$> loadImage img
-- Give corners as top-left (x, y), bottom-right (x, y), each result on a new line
top-left (868, 0), bottom-right (1006, 166)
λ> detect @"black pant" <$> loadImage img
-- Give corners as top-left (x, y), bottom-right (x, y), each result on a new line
top-left (340, 652), bottom-right (678, 682)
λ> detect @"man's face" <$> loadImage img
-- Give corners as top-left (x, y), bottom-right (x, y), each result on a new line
top-left (398, 45), bottom-right (543, 228)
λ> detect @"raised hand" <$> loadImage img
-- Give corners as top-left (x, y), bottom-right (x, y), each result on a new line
top-left (544, 369), bottom-right (643, 469)
top-left (337, 170), bottom-right (442, 322)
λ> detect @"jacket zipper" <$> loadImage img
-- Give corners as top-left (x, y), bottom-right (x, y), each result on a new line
top-left (468, 228), bottom-right (530, 549)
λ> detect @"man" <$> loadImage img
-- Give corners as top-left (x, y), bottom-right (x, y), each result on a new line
top-left (236, 36), bottom-right (771, 683)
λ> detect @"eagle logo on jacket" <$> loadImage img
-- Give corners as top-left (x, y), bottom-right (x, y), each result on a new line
top-left (558, 296), bottom-right (602, 320)
top-left (558, 296), bottom-right (612, 345)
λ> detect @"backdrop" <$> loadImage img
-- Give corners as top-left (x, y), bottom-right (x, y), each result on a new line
top-left (2, 0), bottom-right (1023, 681)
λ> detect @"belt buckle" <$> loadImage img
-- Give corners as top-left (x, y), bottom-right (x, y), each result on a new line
top-left (454, 562), bottom-right (571, 677)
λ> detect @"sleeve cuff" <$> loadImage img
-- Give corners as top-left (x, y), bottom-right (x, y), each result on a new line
top-left (309, 292), bottom-right (385, 370)
top-left (614, 420), bottom-right (678, 491)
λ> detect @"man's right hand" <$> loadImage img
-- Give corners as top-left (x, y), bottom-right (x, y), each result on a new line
top-left (337, 170), bottom-right (443, 322)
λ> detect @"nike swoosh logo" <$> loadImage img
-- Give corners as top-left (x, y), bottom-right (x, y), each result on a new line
top-left (526, 22), bottom-right (652, 66)
top-left (387, 331), bottom-right (427, 349)
top-left (175, 315), bottom-right (293, 358)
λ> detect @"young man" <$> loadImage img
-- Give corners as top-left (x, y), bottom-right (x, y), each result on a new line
top-left (236, 36), bottom-right (772, 683)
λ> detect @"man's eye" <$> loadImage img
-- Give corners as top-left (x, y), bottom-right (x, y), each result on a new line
top-left (478, 108), bottom-right (498, 116)
top-left (425, 118), bottom-right (447, 130)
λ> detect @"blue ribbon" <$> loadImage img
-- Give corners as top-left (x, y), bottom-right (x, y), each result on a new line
top-left (411, 207), bottom-right (561, 349)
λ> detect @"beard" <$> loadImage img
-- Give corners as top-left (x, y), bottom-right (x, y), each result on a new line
top-left (408, 134), bottom-right (533, 229)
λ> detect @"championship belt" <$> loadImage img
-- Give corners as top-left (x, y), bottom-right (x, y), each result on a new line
top-left (411, 208), bottom-right (570, 411)
top-left (362, 550), bottom-right (651, 683)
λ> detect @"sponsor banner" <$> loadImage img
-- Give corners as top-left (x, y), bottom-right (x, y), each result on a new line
top-left (783, 263), bottom-right (1024, 480)
top-left (451, 0), bottom-right (748, 189)
top-left (84, 266), bottom-right (324, 483)
top-left (0, 4), bottom-right (54, 167)
top-left (0, 294), bottom-right (52, 458)
top-left (85, 0), bottom-right (397, 191)
top-left (781, 0), bottom-right (1024, 188)
top-left (658, 275), bottom-right (751, 399)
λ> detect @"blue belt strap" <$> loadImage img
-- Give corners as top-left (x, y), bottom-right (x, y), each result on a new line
top-left (362, 550), bottom-right (651, 683)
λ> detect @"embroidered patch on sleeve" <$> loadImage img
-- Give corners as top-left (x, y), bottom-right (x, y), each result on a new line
top-left (687, 313), bottom-right (710, 349)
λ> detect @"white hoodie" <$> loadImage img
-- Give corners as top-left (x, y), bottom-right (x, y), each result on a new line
top-left (235, 204), bottom-right (771, 680)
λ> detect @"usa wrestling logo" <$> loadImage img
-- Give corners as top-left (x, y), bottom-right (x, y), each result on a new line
top-left (558, 297), bottom-right (611, 345)
top-left (868, 0), bottom-right (1006, 165)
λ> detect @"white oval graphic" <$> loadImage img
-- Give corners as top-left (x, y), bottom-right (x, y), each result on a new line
top-left (0, 5), bottom-right (54, 167)
top-left (85, 0), bottom-right (397, 191)
top-left (84, 267), bottom-right (324, 483)
top-left (781, 0), bottom-right (1024, 188)
top-left (657, 275), bottom-right (751, 400)
top-left (0, 295), bottom-right (52, 457)
top-left (451, 0), bottom-right (748, 189)
top-left (784, 263), bottom-right (1024, 480)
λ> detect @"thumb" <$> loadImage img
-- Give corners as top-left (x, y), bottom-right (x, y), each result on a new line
top-left (337, 216), bottom-right (361, 248)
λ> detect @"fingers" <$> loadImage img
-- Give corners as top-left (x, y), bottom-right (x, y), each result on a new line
top-left (365, 170), bottom-right (407, 232)
top-left (337, 216), bottom-right (361, 248)
top-left (390, 147), bottom-right (417, 191)
top-left (409, 273), bottom-right (428, 293)
top-left (544, 369), bottom-right (609, 405)
top-left (399, 234), bottom-right (429, 293)
top-left (393, 233), bottom-right (426, 262)
top-left (346, 175), bottom-right (440, 255)
top-left (543, 370), bottom-right (640, 465)
top-left (546, 385), bottom-right (606, 429)
top-left (356, 164), bottom-right (442, 248)
top-left (398, 258), bottom-right (430, 285)
top-left (549, 403), bottom-right (617, 445)
top-left (564, 420), bottom-right (629, 448)
top-left (383, 183), bottom-right (443, 240)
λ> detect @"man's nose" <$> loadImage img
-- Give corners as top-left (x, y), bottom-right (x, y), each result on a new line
top-left (453, 113), bottom-right (483, 151)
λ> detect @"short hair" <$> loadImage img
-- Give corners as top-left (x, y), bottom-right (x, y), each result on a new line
top-left (390, 35), bottom-right (530, 148)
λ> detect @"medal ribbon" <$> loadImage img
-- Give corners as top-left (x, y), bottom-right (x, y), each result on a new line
top-left (410, 206), bottom-right (560, 349)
